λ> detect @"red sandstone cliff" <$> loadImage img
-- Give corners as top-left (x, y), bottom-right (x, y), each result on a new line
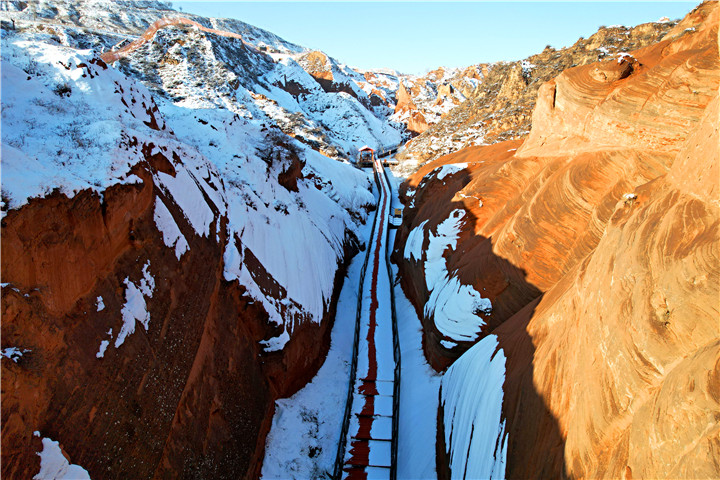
top-left (1, 150), bottom-right (357, 480)
top-left (394, 1), bottom-right (720, 477)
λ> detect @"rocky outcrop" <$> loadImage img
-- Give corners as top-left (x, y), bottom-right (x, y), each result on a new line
top-left (394, 1), bottom-right (719, 477)
top-left (297, 51), bottom-right (359, 98)
top-left (393, 82), bottom-right (429, 136)
top-left (388, 67), bottom-right (481, 139)
top-left (395, 14), bottom-right (681, 173)
top-left (99, 16), bottom-right (247, 64)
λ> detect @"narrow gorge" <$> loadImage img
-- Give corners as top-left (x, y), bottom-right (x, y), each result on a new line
top-left (1, 1), bottom-right (718, 479)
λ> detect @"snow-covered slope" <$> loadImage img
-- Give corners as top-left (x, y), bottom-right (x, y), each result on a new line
top-left (0, 0), bottom-right (405, 161)
top-left (440, 335), bottom-right (508, 479)
top-left (1, 33), bottom-right (374, 349)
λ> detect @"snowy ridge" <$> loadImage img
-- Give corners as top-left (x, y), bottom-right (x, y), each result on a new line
top-left (440, 334), bottom-right (508, 479)
top-left (1, 0), bottom-right (305, 54)
top-left (1, 0), bottom-right (404, 163)
top-left (2, 30), bottom-right (374, 356)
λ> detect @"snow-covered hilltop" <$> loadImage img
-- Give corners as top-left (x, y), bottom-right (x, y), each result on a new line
top-left (1, 0), bottom-right (404, 158)
top-left (1, 0), bottom-right (496, 163)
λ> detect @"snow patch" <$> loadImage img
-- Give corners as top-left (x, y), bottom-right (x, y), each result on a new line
top-left (34, 436), bottom-right (91, 480)
top-left (96, 296), bottom-right (105, 312)
top-left (1, 347), bottom-right (31, 362)
top-left (521, 60), bottom-right (536, 76)
top-left (441, 334), bottom-right (508, 479)
top-left (440, 339), bottom-right (457, 349)
top-left (115, 262), bottom-right (155, 348)
top-left (96, 340), bottom-right (109, 358)
top-left (423, 210), bottom-right (492, 342)
top-left (403, 220), bottom-right (428, 262)
top-left (259, 330), bottom-right (290, 353)
top-left (156, 170), bottom-right (215, 238)
top-left (153, 197), bottom-right (189, 259)
top-left (435, 163), bottom-right (468, 181)
top-left (617, 52), bottom-right (636, 64)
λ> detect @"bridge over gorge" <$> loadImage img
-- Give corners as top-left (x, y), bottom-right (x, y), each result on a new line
top-left (334, 150), bottom-right (401, 479)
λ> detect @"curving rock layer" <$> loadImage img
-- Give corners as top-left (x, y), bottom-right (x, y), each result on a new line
top-left (393, 2), bottom-right (719, 478)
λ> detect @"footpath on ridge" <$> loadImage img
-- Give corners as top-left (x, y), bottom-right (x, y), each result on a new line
top-left (99, 16), bottom-right (255, 64)
top-left (335, 154), bottom-right (400, 480)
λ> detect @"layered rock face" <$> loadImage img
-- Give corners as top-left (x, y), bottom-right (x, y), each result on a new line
top-left (394, 2), bottom-right (719, 478)
top-left (1, 12), bottom-right (374, 479)
top-left (395, 16), bottom-right (680, 174)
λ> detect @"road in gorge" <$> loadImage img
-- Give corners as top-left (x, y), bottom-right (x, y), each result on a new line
top-left (335, 153), bottom-right (399, 480)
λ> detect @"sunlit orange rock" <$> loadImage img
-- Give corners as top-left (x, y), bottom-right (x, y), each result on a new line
top-left (395, 1), bottom-right (719, 477)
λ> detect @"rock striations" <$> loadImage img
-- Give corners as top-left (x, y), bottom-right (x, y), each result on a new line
top-left (393, 2), bottom-right (719, 478)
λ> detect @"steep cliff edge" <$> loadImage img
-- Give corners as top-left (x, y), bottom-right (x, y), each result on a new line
top-left (394, 2), bottom-right (719, 477)
top-left (1, 29), bottom-right (373, 479)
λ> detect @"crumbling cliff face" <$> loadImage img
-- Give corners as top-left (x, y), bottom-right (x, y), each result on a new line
top-left (1, 14), bottom-right (374, 479)
top-left (394, 2), bottom-right (719, 477)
